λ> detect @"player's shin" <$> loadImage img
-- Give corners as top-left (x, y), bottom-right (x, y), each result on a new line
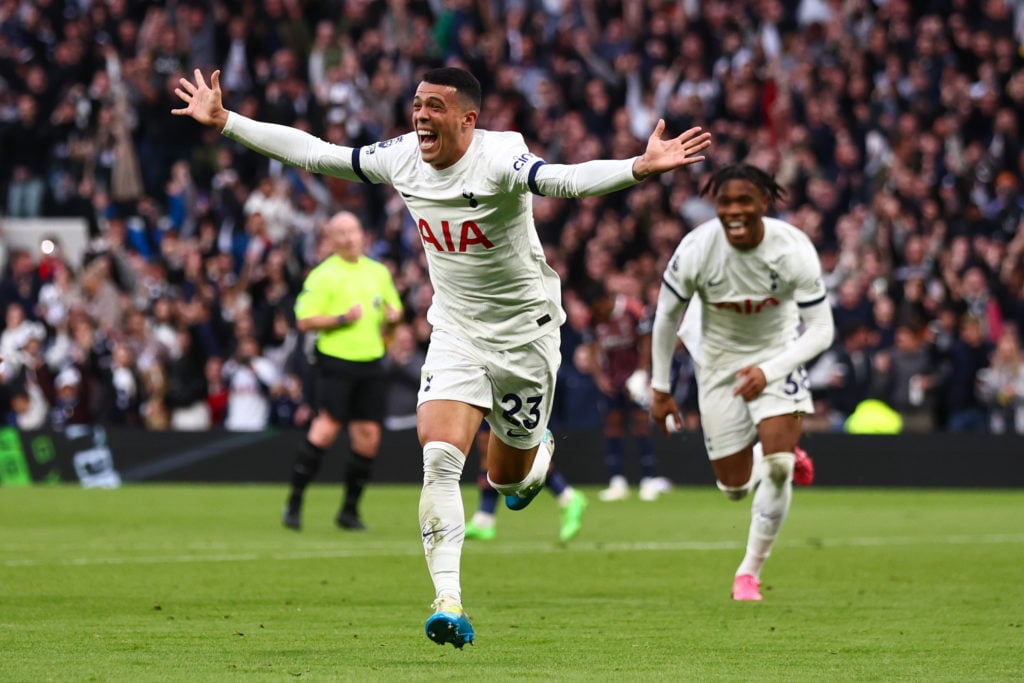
top-left (736, 452), bottom-right (795, 579)
top-left (420, 441), bottom-right (467, 602)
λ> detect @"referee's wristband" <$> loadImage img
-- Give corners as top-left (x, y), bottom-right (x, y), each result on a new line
top-left (335, 313), bottom-right (348, 326)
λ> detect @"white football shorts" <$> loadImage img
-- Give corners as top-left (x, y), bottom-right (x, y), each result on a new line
top-left (418, 326), bottom-right (561, 449)
top-left (694, 357), bottom-right (813, 460)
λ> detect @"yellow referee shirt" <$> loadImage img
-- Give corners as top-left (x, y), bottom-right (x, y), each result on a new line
top-left (294, 254), bottom-right (403, 362)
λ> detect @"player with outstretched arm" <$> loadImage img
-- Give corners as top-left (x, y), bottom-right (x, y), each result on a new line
top-left (173, 66), bottom-right (710, 646)
top-left (649, 164), bottom-right (834, 601)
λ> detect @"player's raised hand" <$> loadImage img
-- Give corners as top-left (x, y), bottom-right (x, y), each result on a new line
top-left (632, 120), bottom-right (711, 180)
top-left (171, 69), bottom-right (229, 131)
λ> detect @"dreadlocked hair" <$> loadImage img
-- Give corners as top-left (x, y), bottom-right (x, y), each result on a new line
top-left (699, 164), bottom-right (787, 205)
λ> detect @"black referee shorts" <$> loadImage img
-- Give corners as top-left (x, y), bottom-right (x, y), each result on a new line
top-left (312, 350), bottom-right (388, 423)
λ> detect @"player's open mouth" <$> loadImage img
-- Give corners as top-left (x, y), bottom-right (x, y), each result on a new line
top-left (725, 220), bottom-right (748, 237)
top-left (418, 131), bottom-right (438, 151)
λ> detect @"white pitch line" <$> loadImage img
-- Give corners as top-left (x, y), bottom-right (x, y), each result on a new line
top-left (4, 533), bottom-right (1024, 568)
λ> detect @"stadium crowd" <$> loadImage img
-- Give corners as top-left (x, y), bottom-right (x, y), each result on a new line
top-left (1, 0), bottom-right (1024, 434)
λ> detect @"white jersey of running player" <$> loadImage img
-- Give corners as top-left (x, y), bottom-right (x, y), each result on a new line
top-left (667, 215), bottom-right (828, 380)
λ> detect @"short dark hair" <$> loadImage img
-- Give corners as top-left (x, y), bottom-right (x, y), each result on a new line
top-left (421, 67), bottom-right (482, 111)
top-left (700, 164), bottom-right (787, 205)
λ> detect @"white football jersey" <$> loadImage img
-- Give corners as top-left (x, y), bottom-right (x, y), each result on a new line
top-left (224, 115), bottom-right (637, 350)
top-left (353, 130), bottom-right (564, 349)
top-left (666, 216), bottom-right (827, 368)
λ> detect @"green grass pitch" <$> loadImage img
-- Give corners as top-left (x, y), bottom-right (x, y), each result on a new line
top-left (1, 484), bottom-right (1022, 681)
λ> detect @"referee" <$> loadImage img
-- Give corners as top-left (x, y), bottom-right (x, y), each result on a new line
top-left (283, 210), bottom-right (403, 531)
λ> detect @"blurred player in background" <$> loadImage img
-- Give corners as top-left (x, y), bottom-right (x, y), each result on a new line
top-left (174, 66), bottom-right (709, 648)
top-left (586, 280), bottom-right (671, 501)
top-left (465, 423), bottom-right (587, 543)
top-left (282, 211), bottom-right (403, 532)
top-left (649, 164), bottom-right (831, 601)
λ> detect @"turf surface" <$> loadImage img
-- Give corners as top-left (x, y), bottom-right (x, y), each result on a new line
top-left (1, 484), bottom-right (1021, 681)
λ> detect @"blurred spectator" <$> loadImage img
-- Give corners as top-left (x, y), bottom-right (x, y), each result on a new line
top-left (79, 257), bottom-right (123, 334)
top-left (243, 176), bottom-right (295, 244)
top-left (944, 315), bottom-right (994, 432)
top-left (0, 303), bottom-right (47, 377)
top-left (165, 328), bottom-right (212, 431)
top-left (0, 250), bottom-right (43, 320)
top-left (204, 355), bottom-right (229, 427)
top-left (268, 371), bottom-right (308, 429)
top-left (956, 266), bottom-right (1004, 344)
top-left (977, 326), bottom-right (1024, 434)
top-left (3, 94), bottom-right (52, 216)
top-left (222, 334), bottom-right (276, 431)
top-left (47, 365), bottom-right (93, 431)
top-left (876, 324), bottom-right (937, 431)
top-left (99, 343), bottom-right (145, 427)
top-left (823, 322), bottom-right (877, 431)
top-left (7, 334), bottom-right (53, 430)
top-left (832, 278), bottom-right (874, 334)
top-left (36, 259), bottom-right (83, 329)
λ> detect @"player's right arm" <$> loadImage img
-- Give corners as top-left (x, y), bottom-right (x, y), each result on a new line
top-left (172, 69), bottom-right (366, 183)
top-left (649, 244), bottom-right (696, 435)
top-left (649, 284), bottom-right (688, 435)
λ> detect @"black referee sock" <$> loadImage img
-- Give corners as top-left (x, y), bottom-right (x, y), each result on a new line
top-left (288, 439), bottom-right (326, 509)
top-left (341, 453), bottom-right (375, 515)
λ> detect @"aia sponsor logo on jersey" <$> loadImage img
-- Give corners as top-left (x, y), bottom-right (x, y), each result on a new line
top-left (714, 297), bottom-right (780, 314)
top-left (418, 218), bottom-right (494, 252)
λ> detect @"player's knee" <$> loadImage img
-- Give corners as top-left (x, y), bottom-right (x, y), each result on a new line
top-left (717, 479), bottom-right (752, 501)
top-left (763, 452), bottom-right (796, 487)
top-left (423, 441), bottom-right (465, 483)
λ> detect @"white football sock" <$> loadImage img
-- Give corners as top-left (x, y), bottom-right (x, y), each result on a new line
top-left (736, 452), bottom-right (795, 579)
top-left (487, 437), bottom-right (552, 497)
top-left (420, 441), bottom-right (466, 603)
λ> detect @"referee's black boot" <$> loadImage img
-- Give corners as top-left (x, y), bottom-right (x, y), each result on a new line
top-left (336, 509), bottom-right (366, 531)
top-left (282, 505), bottom-right (302, 531)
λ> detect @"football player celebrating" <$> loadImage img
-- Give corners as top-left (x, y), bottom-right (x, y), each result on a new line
top-left (174, 66), bottom-right (710, 647)
top-left (649, 164), bottom-right (833, 601)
